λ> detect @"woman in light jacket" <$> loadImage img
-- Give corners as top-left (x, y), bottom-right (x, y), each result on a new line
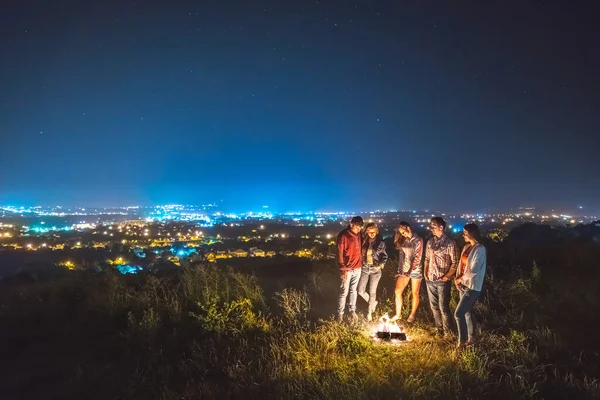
top-left (357, 223), bottom-right (388, 321)
top-left (454, 223), bottom-right (487, 347)
top-left (392, 221), bottom-right (424, 323)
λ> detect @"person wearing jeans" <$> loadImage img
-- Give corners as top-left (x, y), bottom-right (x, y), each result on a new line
top-left (424, 217), bottom-right (459, 336)
top-left (336, 216), bottom-right (364, 321)
top-left (357, 223), bottom-right (388, 321)
top-left (454, 223), bottom-right (487, 348)
top-left (425, 281), bottom-right (452, 334)
top-left (338, 268), bottom-right (362, 320)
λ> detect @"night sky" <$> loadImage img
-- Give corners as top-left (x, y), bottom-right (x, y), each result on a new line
top-left (1, 0), bottom-right (599, 212)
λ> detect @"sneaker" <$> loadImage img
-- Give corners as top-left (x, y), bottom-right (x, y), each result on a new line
top-left (390, 315), bottom-right (401, 322)
top-left (367, 312), bottom-right (372, 322)
top-left (406, 314), bottom-right (416, 323)
top-left (350, 312), bottom-right (359, 322)
top-left (337, 313), bottom-right (344, 322)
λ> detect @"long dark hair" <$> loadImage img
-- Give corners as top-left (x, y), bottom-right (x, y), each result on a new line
top-left (463, 223), bottom-right (483, 243)
top-left (394, 221), bottom-right (412, 249)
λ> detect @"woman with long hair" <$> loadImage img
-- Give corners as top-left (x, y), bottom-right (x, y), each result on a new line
top-left (392, 221), bottom-right (424, 323)
top-left (454, 223), bottom-right (487, 348)
top-left (357, 222), bottom-right (388, 321)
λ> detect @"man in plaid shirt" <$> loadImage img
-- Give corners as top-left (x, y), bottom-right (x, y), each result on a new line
top-left (424, 216), bottom-right (459, 336)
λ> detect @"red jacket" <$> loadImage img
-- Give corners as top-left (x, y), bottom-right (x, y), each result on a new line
top-left (337, 226), bottom-right (363, 271)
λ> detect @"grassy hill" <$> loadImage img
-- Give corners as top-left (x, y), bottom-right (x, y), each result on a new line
top-left (1, 234), bottom-right (599, 399)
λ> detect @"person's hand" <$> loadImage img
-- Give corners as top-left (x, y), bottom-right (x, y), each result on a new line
top-left (341, 270), bottom-right (348, 280)
top-left (440, 275), bottom-right (449, 282)
top-left (454, 277), bottom-right (463, 290)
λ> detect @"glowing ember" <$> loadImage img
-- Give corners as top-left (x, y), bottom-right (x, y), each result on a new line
top-left (371, 313), bottom-right (410, 344)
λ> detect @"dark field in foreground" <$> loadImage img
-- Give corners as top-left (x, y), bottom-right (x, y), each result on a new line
top-left (1, 228), bottom-right (600, 399)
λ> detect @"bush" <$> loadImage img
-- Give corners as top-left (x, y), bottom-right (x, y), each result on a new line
top-left (189, 298), bottom-right (270, 336)
top-left (274, 287), bottom-right (311, 326)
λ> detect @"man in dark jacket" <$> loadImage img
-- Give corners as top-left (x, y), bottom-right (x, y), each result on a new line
top-left (336, 216), bottom-right (364, 321)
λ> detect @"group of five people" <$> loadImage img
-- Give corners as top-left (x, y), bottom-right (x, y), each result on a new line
top-left (337, 216), bottom-right (487, 347)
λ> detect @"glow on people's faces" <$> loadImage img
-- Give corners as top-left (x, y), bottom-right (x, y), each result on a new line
top-left (350, 224), bottom-right (362, 234)
top-left (463, 230), bottom-right (473, 242)
top-left (399, 226), bottom-right (411, 238)
top-left (429, 222), bottom-right (443, 237)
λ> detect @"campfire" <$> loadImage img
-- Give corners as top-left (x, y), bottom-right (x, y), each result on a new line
top-left (370, 314), bottom-right (409, 344)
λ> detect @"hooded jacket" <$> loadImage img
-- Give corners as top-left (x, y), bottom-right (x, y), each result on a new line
top-left (337, 226), bottom-right (362, 272)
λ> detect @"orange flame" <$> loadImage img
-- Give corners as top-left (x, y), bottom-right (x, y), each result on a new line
top-left (371, 313), bottom-right (410, 343)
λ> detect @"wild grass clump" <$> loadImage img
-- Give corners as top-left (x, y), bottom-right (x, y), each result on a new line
top-left (189, 298), bottom-right (270, 336)
top-left (274, 287), bottom-right (311, 327)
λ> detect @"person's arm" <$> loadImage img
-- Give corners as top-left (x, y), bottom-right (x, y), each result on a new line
top-left (423, 242), bottom-right (431, 279)
top-left (411, 238), bottom-right (423, 271)
top-left (378, 241), bottom-right (388, 268)
top-left (337, 233), bottom-right (348, 273)
top-left (455, 246), bottom-right (465, 278)
top-left (455, 246), bottom-right (466, 286)
top-left (441, 240), bottom-right (459, 281)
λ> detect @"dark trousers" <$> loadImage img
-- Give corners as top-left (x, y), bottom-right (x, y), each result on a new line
top-left (426, 280), bottom-right (453, 334)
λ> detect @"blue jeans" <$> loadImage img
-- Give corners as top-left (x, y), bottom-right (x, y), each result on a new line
top-left (337, 268), bottom-right (361, 316)
top-left (426, 280), bottom-right (453, 334)
top-left (357, 266), bottom-right (382, 313)
top-left (455, 288), bottom-right (480, 344)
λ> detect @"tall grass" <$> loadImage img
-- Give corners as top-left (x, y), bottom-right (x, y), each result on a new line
top-left (0, 261), bottom-right (598, 399)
